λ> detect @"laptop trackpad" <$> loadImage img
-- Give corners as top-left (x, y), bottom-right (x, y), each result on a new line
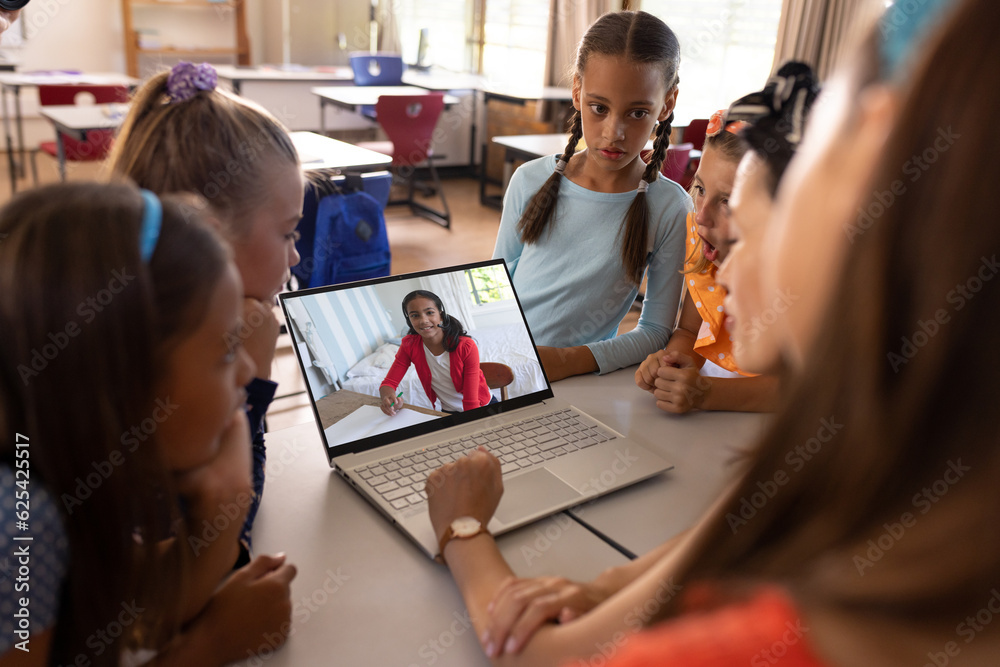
top-left (494, 468), bottom-right (582, 525)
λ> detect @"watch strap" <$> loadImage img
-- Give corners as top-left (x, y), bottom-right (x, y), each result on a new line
top-left (437, 523), bottom-right (490, 564)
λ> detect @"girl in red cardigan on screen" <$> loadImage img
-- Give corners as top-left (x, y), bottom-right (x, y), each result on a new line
top-left (379, 290), bottom-right (494, 416)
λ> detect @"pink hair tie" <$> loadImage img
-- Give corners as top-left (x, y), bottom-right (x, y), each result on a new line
top-left (167, 62), bottom-right (218, 103)
top-left (637, 179), bottom-right (650, 194)
top-left (555, 159), bottom-right (567, 174)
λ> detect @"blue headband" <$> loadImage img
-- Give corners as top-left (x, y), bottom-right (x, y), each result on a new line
top-left (880, 0), bottom-right (956, 80)
top-left (138, 189), bottom-right (162, 263)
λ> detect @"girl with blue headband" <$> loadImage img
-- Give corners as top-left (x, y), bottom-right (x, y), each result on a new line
top-left (0, 183), bottom-right (297, 664)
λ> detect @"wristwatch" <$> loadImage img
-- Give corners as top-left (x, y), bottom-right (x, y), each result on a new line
top-left (437, 516), bottom-right (490, 564)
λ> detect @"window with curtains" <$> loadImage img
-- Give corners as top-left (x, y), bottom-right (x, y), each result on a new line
top-left (640, 0), bottom-right (784, 123)
top-left (393, 0), bottom-right (549, 85)
top-left (481, 0), bottom-right (550, 86)
top-left (393, 0), bottom-right (475, 71)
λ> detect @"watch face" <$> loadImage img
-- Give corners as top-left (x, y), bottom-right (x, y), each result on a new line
top-left (451, 516), bottom-right (482, 537)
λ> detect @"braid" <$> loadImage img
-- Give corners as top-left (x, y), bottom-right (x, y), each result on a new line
top-left (516, 110), bottom-right (583, 244)
top-left (617, 115), bottom-right (672, 287)
top-left (643, 112), bottom-right (673, 183)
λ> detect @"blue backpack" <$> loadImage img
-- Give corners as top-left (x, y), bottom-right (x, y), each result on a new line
top-left (294, 175), bottom-right (391, 288)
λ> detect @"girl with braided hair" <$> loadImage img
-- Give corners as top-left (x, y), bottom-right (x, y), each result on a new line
top-left (493, 10), bottom-right (690, 381)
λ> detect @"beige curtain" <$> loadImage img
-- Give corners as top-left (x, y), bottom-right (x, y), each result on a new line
top-left (545, 0), bottom-right (622, 87)
top-left (376, 0), bottom-right (401, 54)
top-left (771, 0), bottom-right (880, 80)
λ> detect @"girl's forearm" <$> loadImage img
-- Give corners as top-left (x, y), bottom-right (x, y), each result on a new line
top-left (541, 346), bottom-right (598, 381)
top-left (179, 496), bottom-right (245, 622)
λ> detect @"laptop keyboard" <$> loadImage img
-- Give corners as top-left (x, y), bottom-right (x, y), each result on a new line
top-left (353, 408), bottom-right (617, 510)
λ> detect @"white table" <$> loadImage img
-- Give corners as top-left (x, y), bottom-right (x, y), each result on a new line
top-left (555, 369), bottom-right (768, 556)
top-left (214, 64), bottom-right (354, 96)
top-left (238, 421), bottom-right (629, 666)
top-left (37, 103), bottom-right (128, 181)
top-left (0, 71), bottom-right (137, 192)
top-left (290, 131), bottom-right (392, 172)
top-left (240, 367), bottom-right (767, 664)
top-left (312, 85), bottom-right (461, 134)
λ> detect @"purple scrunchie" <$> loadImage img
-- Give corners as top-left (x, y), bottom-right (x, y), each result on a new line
top-left (167, 62), bottom-right (218, 103)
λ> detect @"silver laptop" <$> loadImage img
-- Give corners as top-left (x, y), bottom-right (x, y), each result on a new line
top-left (279, 259), bottom-right (671, 558)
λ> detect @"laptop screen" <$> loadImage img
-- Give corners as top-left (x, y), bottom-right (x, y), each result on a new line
top-left (279, 260), bottom-right (552, 461)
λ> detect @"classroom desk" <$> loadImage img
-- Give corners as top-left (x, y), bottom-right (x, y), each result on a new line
top-left (241, 365), bottom-right (767, 664)
top-left (238, 421), bottom-right (630, 667)
top-left (0, 71), bottom-right (137, 192)
top-left (214, 64), bottom-right (353, 96)
top-left (37, 103), bottom-right (128, 181)
top-left (290, 131), bottom-right (392, 172)
top-left (488, 133), bottom-right (702, 208)
top-left (556, 369), bottom-right (769, 556)
top-left (312, 86), bottom-right (461, 134)
top-left (478, 85), bottom-right (573, 209)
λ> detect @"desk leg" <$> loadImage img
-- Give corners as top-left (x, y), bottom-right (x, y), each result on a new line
top-left (469, 89), bottom-right (477, 169)
top-left (2, 85), bottom-right (15, 194)
top-left (14, 88), bottom-right (25, 181)
top-left (479, 94), bottom-right (489, 206)
top-left (56, 134), bottom-right (66, 182)
top-left (320, 98), bottom-right (327, 136)
top-left (233, 80), bottom-right (242, 96)
top-left (502, 150), bottom-right (514, 190)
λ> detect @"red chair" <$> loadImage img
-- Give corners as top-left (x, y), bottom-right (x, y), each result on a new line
top-left (32, 84), bottom-right (130, 182)
top-left (660, 142), bottom-right (693, 185)
top-left (682, 118), bottom-right (710, 152)
top-left (356, 94), bottom-right (451, 228)
top-left (679, 118), bottom-right (711, 191)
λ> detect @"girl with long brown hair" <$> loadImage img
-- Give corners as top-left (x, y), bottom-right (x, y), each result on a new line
top-left (493, 11), bottom-right (690, 382)
top-left (423, 0), bottom-right (998, 663)
top-left (0, 183), bottom-right (296, 666)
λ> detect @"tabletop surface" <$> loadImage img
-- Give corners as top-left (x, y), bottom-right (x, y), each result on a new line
top-left (214, 64), bottom-right (354, 82)
top-left (289, 131), bottom-right (392, 171)
top-left (0, 71), bottom-right (138, 87)
top-left (481, 84), bottom-right (573, 102)
top-left (238, 366), bottom-right (769, 664)
top-left (493, 133), bottom-right (662, 161)
top-left (236, 420), bottom-right (629, 667)
top-left (401, 69), bottom-right (485, 91)
top-left (315, 389), bottom-right (445, 430)
top-left (38, 103), bottom-right (127, 131)
top-left (311, 85), bottom-right (460, 107)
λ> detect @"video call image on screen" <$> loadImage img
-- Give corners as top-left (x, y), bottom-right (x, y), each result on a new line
top-left (283, 265), bottom-right (546, 450)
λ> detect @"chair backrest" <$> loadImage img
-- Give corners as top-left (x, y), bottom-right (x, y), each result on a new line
top-left (661, 142), bottom-right (693, 184)
top-left (37, 84), bottom-right (130, 107)
top-left (480, 362), bottom-right (514, 401)
top-left (374, 94), bottom-right (445, 166)
top-left (349, 53), bottom-right (404, 86)
top-left (681, 118), bottom-right (710, 152)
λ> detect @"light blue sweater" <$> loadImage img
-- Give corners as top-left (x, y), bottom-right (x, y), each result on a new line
top-left (494, 155), bottom-right (691, 374)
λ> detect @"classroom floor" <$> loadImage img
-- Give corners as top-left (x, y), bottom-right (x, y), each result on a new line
top-left (1, 159), bottom-right (639, 433)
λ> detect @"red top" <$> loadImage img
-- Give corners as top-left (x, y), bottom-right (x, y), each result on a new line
top-left (593, 586), bottom-right (828, 667)
top-left (380, 335), bottom-right (492, 412)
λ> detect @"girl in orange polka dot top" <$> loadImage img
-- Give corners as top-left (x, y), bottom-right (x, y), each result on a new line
top-left (635, 110), bottom-right (780, 414)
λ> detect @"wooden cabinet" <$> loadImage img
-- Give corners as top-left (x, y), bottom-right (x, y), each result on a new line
top-left (121, 0), bottom-right (250, 78)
